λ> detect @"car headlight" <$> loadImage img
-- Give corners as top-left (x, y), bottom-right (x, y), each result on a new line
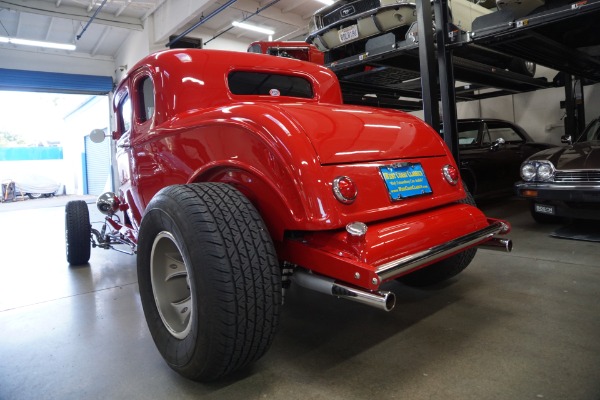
top-left (521, 162), bottom-right (537, 181)
top-left (537, 162), bottom-right (555, 181)
top-left (520, 161), bottom-right (556, 182)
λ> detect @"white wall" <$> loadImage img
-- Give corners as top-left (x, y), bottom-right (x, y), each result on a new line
top-left (63, 96), bottom-right (111, 195)
top-left (0, 47), bottom-right (115, 77)
top-left (113, 18), bottom-right (249, 83)
top-left (412, 81), bottom-right (600, 145)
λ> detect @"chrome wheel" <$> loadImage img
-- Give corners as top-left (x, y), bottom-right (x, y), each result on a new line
top-left (150, 231), bottom-right (192, 339)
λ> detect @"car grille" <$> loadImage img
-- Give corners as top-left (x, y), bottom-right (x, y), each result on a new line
top-left (321, 0), bottom-right (382, 27)
top-left (554, 170), bottom-right (600, 182)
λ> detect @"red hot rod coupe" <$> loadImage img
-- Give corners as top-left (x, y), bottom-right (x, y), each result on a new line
top-left (65, 49), bottom-right (512, 381)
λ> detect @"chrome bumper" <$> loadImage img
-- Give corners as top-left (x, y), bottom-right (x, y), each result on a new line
top-left (375, 221), bottom-right (510, 281)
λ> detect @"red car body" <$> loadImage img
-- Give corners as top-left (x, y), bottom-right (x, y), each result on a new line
top-left (109, 49), bottom-right (509, 292)
top-left (62, 48), bottom-right (514, 381)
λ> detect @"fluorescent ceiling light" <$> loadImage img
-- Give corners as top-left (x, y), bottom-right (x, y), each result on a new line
top-left (0, 36), bottom-right (76, 51)
top-left (316, 0), bottom-right (335, 5)
top-left (231, 21), bottom-right (274, 35)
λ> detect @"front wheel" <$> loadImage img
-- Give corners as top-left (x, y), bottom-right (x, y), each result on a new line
top-left (137, 183), bottom-right (281, 382)
top-left (65, 200), bottom-right (91, 265)
top-left (397, 189), bottom-right (478, 287)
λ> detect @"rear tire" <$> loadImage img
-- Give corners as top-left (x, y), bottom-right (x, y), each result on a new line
top-left (137, 183), bottom-right (281, 382)
top-left (397, 189), bottom-right (478, 287)
top-left (65, 200), bottom-right (91, 265)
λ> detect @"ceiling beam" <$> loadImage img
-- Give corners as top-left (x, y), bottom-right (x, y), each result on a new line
top-left (282, 2), bottom-right (303, 13)
top-left (229, 0), bottom-right (306, 28)
top-left (115, 0), bottom-right (131, 17)
top-left (15, 9), bottom-right (22, 36)
top-left (0, 0), bottom-right (144, 31)
top-left (91, 25), bottom-right (109, 57)
top-left (44, 16), bottom-right (55, 41)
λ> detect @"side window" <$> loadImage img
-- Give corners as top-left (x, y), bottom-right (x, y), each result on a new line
top-left (489, 127), bottom-right (523, 143)
top-left (457, 122), bottom-right (481, 146)
top-left (458, 129), bottom-right (479, 145)
top-left (139, 77), bottom-right (155, 123)
top-left (120, 95), bottom-right (132, 133)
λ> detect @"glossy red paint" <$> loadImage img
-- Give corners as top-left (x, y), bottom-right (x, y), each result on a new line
top-left (111, 48), bottom-right (509, 290)
top-left (278, 204), bottom-right (494, 290)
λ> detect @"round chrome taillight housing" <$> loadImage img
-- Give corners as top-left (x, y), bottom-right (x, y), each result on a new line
top-left (332, 176), bottom-right (357, 204)
top-left (442, 165), bottom-right (459, 185)
top-left (97, 192), bottom-right (120, 215)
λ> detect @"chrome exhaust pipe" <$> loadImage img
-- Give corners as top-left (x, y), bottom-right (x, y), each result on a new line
top-left (478, 238), bottom-right (512, 252)
top-left (292, 269), bottom-right (396, 312)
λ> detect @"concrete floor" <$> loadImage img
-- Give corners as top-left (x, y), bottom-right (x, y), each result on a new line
top-left (0, 195), bottom-right (599, 400)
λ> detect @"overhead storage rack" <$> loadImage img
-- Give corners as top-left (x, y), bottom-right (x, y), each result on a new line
top-left (322, 0), bottom-right (600, 161)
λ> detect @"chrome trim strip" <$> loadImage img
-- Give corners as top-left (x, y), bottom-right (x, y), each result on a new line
top-left (375, 221), bottom-right (506, 281)
top-left (515, 182), bottom-right (600, 190)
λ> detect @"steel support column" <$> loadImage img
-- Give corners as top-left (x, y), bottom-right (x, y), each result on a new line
top-left (416, 0), bottom-right (439, 130)
top-left (564, 73), bottom-right (576, 139)
top-left (434, 0), bottom-right (459, 163)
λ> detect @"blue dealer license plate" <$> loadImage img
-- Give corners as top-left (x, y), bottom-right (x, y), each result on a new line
top-left (380, 163), bottom-right (432, 200)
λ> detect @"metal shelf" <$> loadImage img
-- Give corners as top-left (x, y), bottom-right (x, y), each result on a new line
top-left (465, 0), bottom-right (600, 82)
top-left (322, 0), bottom-right (600, 160)
top-left (327, 0), bottom-right (600, 108)
top-left (331, 41), bottom-right (552, 106)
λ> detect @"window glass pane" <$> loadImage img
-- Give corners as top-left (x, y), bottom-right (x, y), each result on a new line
top-left (121, 96), bottom-right (132, 133)
top-left (581, 119), bottom-right (600, 141)
top-left (457, 122), bottom-right (480, 146)
top-left (228, 71), bottom-right (313, 99)
top-left (458, 129), bottom-right (479, 145)
top-left (140, 78), bottom-right (155, 122)
top-left (489, 127), bottom-right (523, 142)
top-left (247, 44), bottom-right (262, 53)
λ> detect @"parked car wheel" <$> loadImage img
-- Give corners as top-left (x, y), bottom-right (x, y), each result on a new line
top-left (27, 193), bottom-right (43, 199)
top-left (510, 58), bottom-right (536, 77)
top-left (137, 183), bottom-right (281, 382)
top-left (65, 200), bottom-right (91, 265)
top-left (529, 201), bottom-right (562, 224)
top-left (397, 188), bottom-right (478, 287)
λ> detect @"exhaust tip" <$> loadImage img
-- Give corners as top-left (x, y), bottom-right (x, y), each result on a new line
top-left (383, 291), bottom-right (396, 312)
top-left (478, 238), bottom-right (512, 253)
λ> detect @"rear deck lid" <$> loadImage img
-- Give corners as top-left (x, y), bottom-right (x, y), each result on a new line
top-left (282, 104), bottom-right (448, 164)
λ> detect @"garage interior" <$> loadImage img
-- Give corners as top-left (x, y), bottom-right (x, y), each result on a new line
top-left (1, 0), bottom-right (599, 399)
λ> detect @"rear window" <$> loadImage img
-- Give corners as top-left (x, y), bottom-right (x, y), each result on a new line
top-left (228, 71), bottom-right (313, 99)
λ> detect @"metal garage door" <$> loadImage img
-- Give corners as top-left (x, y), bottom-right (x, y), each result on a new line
top-left (84, 136), bottom-right (111, 195)
top-left (0, 68), bottom-right (113, 94)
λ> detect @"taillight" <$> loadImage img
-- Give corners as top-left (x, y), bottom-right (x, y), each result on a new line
top-left (442, 165), bottom-right (459, 185)
top-left (332, 176), bottom-right (357, 204)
